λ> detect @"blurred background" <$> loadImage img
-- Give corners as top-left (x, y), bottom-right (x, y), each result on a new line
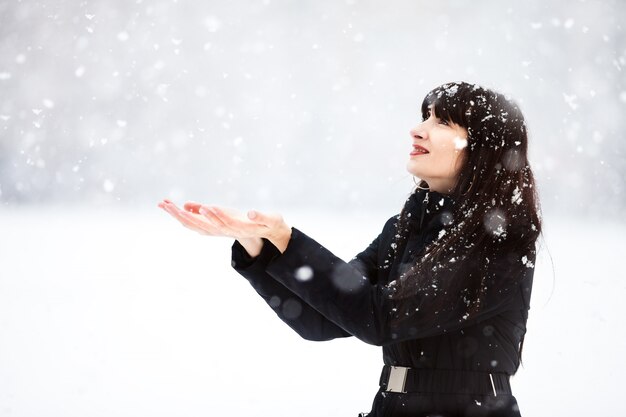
top-left (1, 0), bottom-right (625, 416)
top-left (1, 0), bottom-right (624, 214)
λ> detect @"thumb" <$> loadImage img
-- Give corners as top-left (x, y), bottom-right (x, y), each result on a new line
top-left (248, 209), bottom-right (283, 227)
top-left (247, 210), bottom-right (258, 220)
top-left (247, 209), bottom-right (272, 224)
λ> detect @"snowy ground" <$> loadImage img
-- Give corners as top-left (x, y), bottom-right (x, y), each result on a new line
top-left (0, 206), bottom-right (624, 416)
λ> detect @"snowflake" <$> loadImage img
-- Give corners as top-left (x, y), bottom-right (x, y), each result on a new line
top-left (521, 255), bottom-right (535, 268)
top-left (511, 186), bottom-right (523, 205)
top-left (453, 136), bottom-right (468, 150)
top-left (444, 85), bottom-right (459, 96)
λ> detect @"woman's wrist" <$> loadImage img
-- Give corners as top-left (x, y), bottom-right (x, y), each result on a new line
top-left (268, 222), bottom-right (292, 254)
top-left (237, 237), bottom-right (264, 258)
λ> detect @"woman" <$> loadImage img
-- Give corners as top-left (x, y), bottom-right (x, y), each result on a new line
top-left (159, 81), bottom-right (542, 417)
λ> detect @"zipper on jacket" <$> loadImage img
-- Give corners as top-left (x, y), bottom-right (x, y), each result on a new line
top-left (419, 191), bottom-right (429, 231)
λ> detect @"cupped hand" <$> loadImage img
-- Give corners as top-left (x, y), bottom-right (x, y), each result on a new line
top-left (157, 199), bottom-right (292, 245)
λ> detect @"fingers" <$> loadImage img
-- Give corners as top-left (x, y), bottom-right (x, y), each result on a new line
top-left (201, 206), bottom-right (264, 234)
top-left (159, 200), bottom-right (221, 236)
top-left (183, 201), bottom-right (203, 214)
top-left (178, 210), bottom-right (222, 235)
top-left (159, 199), bottom-right (280, 240)
top-left (160, 201), bottom-right (195, 228)
top-left (201, 206), bottom-right (237, 227)
top-left (198, 206), bottom-right (229, 228)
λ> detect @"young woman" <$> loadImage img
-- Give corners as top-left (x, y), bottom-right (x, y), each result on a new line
top-left (159, 81), bottom-right (542, 417)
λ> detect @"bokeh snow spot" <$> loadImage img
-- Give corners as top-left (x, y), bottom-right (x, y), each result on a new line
top-left (453, 136), bottom-right (468, 150)
top-left (269, 295), bottom-right (281, 308)
top-left (484, 209), bottom-right (507, 237)
top-left (203, 16), bottom-right (222, 32)
top-left (440, 211), bottom-right (454, 226)
top-left (331, 264), bottom-right (364, 293)
top-left (502, 149), bottom-right (525, 172)
top-left (75, 66), bottom-right (85, 78)
top-left (563, 93), bottom-right (578, 110)
top-left (103, 179), bottom-right (115, 193)
top-left (295, 265), bottom-right (314, 282)
top-left (281, 298), bottom-right (302, 319)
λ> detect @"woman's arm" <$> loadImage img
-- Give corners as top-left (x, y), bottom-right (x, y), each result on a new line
top-left (236, 237), bottom-right (264, 258)
top-left (230, 221), bottom-right (387, 341)
top-left (263, 227), bottom-right (535, 346)
top-left (159, 200), bottom-right (358, 341)
top-left (231, 237), bottom-right (353, 341)
top-left (159, 199), bottom-right (532, 346)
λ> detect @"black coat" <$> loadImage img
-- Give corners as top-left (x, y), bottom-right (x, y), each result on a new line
top-left (231, 188), bottom-right (534, 413)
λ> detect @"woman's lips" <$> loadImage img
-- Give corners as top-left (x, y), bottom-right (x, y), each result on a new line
top-left (410, 145), bottom-right (429, 156)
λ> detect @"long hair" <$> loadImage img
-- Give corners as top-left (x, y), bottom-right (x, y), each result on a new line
top-left (388, 81), bottom-right (542, 324)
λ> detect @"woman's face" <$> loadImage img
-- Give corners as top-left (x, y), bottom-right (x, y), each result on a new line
top-left (406, 104), bottom-right (469, 194)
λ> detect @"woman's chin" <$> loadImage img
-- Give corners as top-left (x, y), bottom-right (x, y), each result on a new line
top-left (405, 164), bottom-right (422, 178)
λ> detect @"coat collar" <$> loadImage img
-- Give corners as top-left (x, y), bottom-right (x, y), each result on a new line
top-left (405, 188), bottom-right (456, 233)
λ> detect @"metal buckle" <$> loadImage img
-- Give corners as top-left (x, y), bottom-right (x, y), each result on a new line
top-left (386, 366), bottom-right (408, 393)
top-left (489, 373), bottom-right (497, 397)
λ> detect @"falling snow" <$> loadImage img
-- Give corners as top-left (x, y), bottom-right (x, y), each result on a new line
top-left (521, 255), bottom-right (535, 268)
top-left (0, 5), bottom-right (624, 413)
top-left (295, 265), bottom-right (314, 282)
top-left (511, 186), bottom-right (523, 205)
top-left (103, 179), bottom-right (115, 193)
top-left (563, 93), bottom-right (579, 110)
top-left (453, 136), bottom-right (468, 150)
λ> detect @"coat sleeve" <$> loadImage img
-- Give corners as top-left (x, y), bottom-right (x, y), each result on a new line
top-left (231, 238), bottom-right (352, 341)
top-left (263, 226), bottom-right (536, 346)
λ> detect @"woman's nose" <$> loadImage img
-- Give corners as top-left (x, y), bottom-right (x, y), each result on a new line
top-left (410, 125), bottom-right (427, 140)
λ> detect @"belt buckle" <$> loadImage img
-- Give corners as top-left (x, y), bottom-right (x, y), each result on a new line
top-left (386, 366), bottom-right (408, 393)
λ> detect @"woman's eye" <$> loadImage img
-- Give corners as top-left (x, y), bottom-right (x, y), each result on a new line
top-left (439, 119), bottom-right (449, 126)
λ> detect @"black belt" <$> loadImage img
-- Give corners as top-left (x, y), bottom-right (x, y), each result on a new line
top-left (379, 365), bottom-right (512, 396)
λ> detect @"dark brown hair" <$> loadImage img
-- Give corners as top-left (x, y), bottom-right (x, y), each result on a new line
top-left (388, 81), bottom-right (542, 322)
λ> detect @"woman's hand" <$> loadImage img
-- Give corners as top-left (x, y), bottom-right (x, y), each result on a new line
top-left (157, 199), bottom-right (292, 253)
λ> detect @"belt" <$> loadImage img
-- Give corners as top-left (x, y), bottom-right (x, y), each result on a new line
top-left (379, 365), bottom-right (512, 396)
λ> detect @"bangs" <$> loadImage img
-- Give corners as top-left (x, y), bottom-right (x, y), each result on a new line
top-left (420, 82), bottom-right (475, 129)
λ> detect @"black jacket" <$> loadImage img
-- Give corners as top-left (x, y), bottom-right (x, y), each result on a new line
top-left (231, 188), bottom-right (534, 375)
